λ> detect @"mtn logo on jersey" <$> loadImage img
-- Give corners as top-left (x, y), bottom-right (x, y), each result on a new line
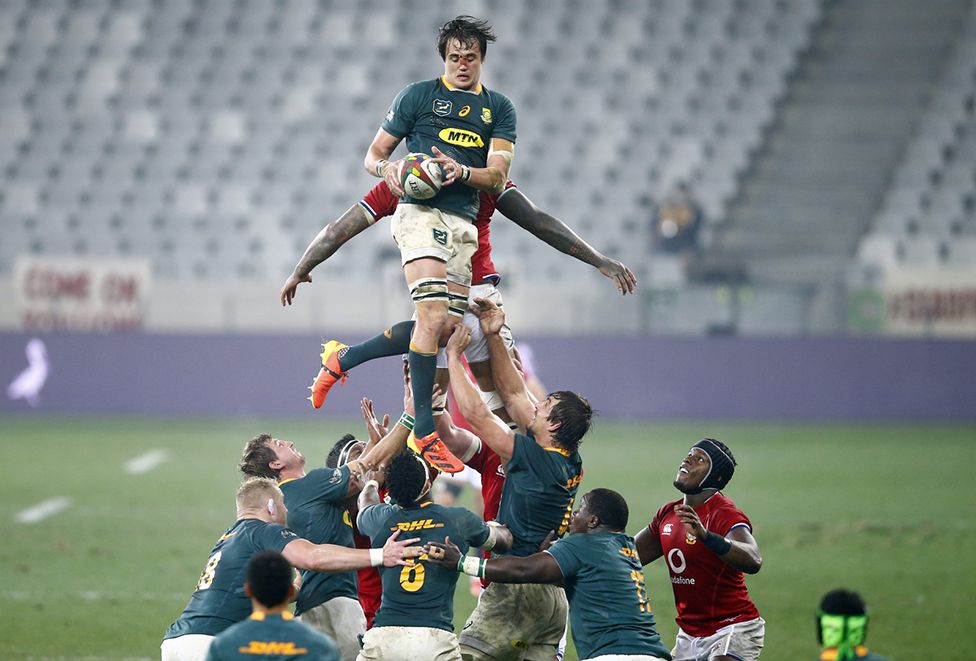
top-left (392, 518), bottom-right (445, 532)
top-left (438, 128), bottom-right (485, 148)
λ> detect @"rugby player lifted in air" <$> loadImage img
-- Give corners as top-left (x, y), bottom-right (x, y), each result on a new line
top-left (282, 177), bottom-right (636, 429)
top-left (635, 439), bottom-right (765, 661)
top-left (308, 16), bottom-right (517, 474)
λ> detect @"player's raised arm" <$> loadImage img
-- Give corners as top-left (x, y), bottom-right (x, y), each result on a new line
top-left (432, 137), bottom-right (514, 195)
top-left (282, 529), bottom-right (421, 572)
top-left (674, 503), bottom-right (763, 574)
top-left (474, 297), bottom-right (535, 428)
top-left (634, 526), bottom-right (664, 566)
top-left (445, 324), bottom-right (517, 463)
top-left (496, 188), bottom-right (637, 295)
top-left (365, 128), bottom-right (406, 197)
top-left (280, 204), bottom-right (375, 305)
top-left (426, 536), bottom-right (563, 584)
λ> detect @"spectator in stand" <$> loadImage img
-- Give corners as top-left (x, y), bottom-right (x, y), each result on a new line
top-left (651, 181), bottom-right (703, 275)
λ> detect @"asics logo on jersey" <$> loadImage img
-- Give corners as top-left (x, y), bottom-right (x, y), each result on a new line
top-left (392, 519), bottom-right (445, 532)
top-left (459, 104), bottom-right (471, 117)
top-left (238, 641), bottom-right (308, 655)
top-left (438, 128), bottom-right (485, 148)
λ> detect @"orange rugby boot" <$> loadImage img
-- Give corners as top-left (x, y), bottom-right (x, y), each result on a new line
top-left (413, 430), bottom-right (465, 474)
top-left (308, 340), bottom-right (348, 409)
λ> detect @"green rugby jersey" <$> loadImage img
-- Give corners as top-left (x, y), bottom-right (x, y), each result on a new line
top-left (204, 611), bottom-right (339, 660)
top-left (278, 466), bottom-right (356, 615)
top-left (357, 501), bottom-right (489, 632)
top-left (546, 532), bottom-right (671, 660)
top-left (496, 433), bottom-right (582, 557)
top-left (381, 76), bottom-right (517, 220)
top-left (164, 519), bottom-right (299, 639)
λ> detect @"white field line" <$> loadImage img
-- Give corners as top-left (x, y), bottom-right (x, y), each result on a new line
top-left (123, 449), bottom-right (170, 475)
top-left (15, 497), bottom-right (72, 524)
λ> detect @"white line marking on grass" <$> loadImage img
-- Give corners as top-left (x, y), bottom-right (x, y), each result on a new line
top-left (15, 497), bottom-right (72, 524)
top-left (123, 449), bottom-right (170, 475)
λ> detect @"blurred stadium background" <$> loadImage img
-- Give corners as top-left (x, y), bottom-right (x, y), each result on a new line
top-left (1, 0), bottom-right (975, 659)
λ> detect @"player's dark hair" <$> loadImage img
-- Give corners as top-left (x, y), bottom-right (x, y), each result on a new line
top-left (240, 434), bottom-right (279, 479)
top-left (384, 450), bottom-right (428, 506)
top-left (584, 488), bottom-right (629, 531)
top-left (437, 16), bottom-right (496, 60)
top-left (820, 589), bottom-right (867, 616)
top-left (246, 550), bottom-right (293, 608)
top-left (547, 391), bottom-right (593, 454)
top-left (326, 434), bottom-right (362, 468)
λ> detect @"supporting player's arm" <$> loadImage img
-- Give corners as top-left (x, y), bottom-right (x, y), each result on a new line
top-left (474, 297), bottom-right (535, 428)
top-left (426, 536), bottom-right (562, 584)
top-left (674, 504), bottom-right (763, 574)
top-left (495, 189), bottom-right (637, 295)
top-left (446, 324), bottom-right (516, 464)
top-left (365, 128), bottom-right (406, 197)
top-left (432, 137), bottom-right (514, 195)
top-left (282, 530), bottom-right (421, 572)
top-left (634, 526), bottom-right (665, 565)
top-left (280, 204), bottom-right (375, 305)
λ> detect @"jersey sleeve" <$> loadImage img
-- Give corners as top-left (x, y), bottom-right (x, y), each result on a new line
top-left (257, 523), bottom-right (301, 552)
top-left (710, 505), bottom-right (752, 536)
top-left (360, 181), bottom-right (399, 222)
top-left (490, 92), bottom-right (517, 144)
top-left (356, 503), bottom-right (394, 540)
top-left (506, 433), bottom-right (534, 472)
top-left (456, 507), bottom-right (491, 549)
top-left (381, 82), bottom-right (422, 138)
top-left (544, 534), bottom-right (583, 579)
top-left (303, 466), bottom-right (352, 504)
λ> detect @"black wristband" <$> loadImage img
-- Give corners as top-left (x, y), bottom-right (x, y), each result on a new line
top-left (703, 531), bottom-right (732, 555)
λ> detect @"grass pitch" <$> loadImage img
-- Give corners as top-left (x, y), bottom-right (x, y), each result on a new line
top-left (1, 416), bottom-right (973, 660)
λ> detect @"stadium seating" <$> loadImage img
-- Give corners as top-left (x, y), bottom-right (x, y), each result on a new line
top-left (858, 6), bottom-right (976, 273)
top-left (0, 0), bottom-right (822, 282)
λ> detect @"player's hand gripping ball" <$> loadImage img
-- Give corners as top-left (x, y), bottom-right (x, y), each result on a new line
top-left (399, 153), bottom-right (443, 200)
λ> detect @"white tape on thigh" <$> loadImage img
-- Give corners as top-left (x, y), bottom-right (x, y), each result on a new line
top-left (409, 278), bottom-right (449, 304)
top-left (448, 291), bottom-right (469, 318)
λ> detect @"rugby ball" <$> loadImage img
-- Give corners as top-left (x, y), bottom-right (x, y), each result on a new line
top-left (399, 153), bottom-right (443, 200)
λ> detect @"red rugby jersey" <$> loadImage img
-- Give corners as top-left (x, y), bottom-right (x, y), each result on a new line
top-left (359, 179), bottom-right (518, 285)
top-left (648, 493), bottom-right (760, 637)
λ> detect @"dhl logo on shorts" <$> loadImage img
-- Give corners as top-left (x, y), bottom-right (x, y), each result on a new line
top-left (238, 641), bottom-right (308, 655)
top-left (438, 127), bottom-right (485, 148)
top-left (392, 518), bottom-right (445, 532)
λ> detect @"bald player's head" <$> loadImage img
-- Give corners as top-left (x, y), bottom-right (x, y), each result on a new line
top-left (236, 477), bottom-right (286, 523)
